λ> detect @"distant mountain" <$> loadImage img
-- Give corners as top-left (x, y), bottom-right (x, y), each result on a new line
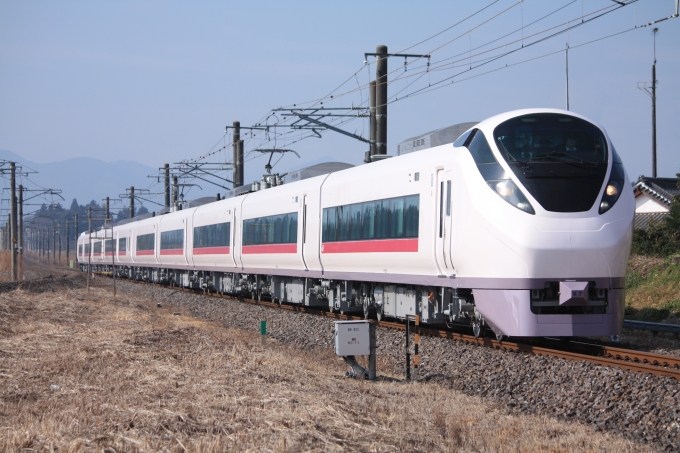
top-left (0, 149), bottom-right (165, 213)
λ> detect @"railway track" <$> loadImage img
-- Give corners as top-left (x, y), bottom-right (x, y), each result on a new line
top-left (97, 274), bottom-right (680, 381)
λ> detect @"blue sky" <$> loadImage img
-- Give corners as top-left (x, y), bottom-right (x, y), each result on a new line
top-left (1, 0), bottom-right (679, 199)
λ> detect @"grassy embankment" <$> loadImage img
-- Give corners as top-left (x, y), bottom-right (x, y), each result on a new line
top-left (625, 254), bottom-right (680, 323)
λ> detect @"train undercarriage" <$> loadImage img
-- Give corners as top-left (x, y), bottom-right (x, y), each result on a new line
top-left (83, 263), bottom-right (485, 333)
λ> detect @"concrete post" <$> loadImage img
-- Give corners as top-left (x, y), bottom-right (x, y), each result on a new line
top-left (375, 45), bottom-right (388, 156)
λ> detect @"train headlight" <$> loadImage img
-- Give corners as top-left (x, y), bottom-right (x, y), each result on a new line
top-left (487, 179), bottom-right (535, 214)
top-left (598, 163), bottom-right (626, 214)
top-left (599, 180), bottom-right (622, 214)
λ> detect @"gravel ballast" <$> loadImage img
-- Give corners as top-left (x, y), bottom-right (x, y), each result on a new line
top-left (92, 277), bottom-right (680, 450)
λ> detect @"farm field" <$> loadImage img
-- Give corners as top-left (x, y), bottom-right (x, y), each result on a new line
top-left (0, 277), bottom-right (646, 452)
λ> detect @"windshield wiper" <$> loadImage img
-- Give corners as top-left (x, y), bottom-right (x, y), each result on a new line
top-left (530, 152), bottom-right (598, 168)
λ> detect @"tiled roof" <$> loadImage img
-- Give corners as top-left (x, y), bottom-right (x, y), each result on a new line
top-left (634, 212), bottom-right (669, 230)
top-left (633, 176), bottom-right (680, 207)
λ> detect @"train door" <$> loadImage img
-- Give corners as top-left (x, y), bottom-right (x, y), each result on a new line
top-left (301, 195), bottom-right (308, 270)
top-left (434, 169), bottom-right (453, 276)
top-left (444, 171), bottom-right (455, 271)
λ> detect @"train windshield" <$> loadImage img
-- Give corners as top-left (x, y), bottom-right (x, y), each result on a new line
top-left (493, 113), bottom-right (609, 212)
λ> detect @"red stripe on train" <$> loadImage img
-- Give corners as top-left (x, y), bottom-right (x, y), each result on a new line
top-left (321, 238), bottom-right (418, 253)
top-left (136, 250), bottom-right (155, 256)
top-left (242, 244), bottom-right (297, 254)
top-left (160, 249), bottom-right (183, 256)
top-left (193, 246), bottom-right (230, 255)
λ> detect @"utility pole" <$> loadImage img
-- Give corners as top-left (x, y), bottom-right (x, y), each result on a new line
top-left (105, 197), bottom-right (110, 222)
top-left (651, 28), bottom-right (658, 178)
top-left (52, 226), bottom-right (56, 265)
top-left (363, 47), bottom-right (429, 159)
top-left (172, 176), bottom-right (178, 206)
top-left (129, 186), bottom-right (135, 219)
top-left (368, 80), bottom-right (377, 160)
top-left (66, 220), bottom-right (70, 264)
top-left (375, 45), bottom-right (388, 157)
top-left (233, 121), bottom-right (243, 188)
top-left (566, 43), bottom-right (570, 111)
top-left (164, 163), bottom-right (170, 208)
top-left (74, 213), bottom-right (79, 257)
top-left (638, 27), bottom-right (660, 178)
top-left (58, 223), bottom-right (61, 266)
top-left (9, 162), bottom-right (17, 281)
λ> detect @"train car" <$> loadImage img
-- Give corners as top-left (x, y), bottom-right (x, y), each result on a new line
top-left (78, 108), bottom-right (634, 338)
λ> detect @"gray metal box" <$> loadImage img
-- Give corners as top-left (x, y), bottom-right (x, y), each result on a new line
top-left (334, 321), bottom-right (370, 356)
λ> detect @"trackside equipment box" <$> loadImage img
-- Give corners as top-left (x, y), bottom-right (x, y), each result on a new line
top-left (334, 321), bottom-right (370, 356)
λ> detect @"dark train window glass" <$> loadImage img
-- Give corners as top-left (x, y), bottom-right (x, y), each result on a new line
top-left (467, 130), bottom-right (498, 164)
top-left (78, 244), bottom-right (82, 254)
top-left (161, 229), bottom-right (184, 250)
top-left (193, 222), bottom-right (230, 248)
top-left (404, 195), bottom-right (419, 238)
top-left (350, 204), bottom-right (362, 240)
top-left (118, 237), bottom-right (127, 252)
top-left (243, 213), bottom-right (298, 246)
top-left (375, 200), bottom-right (390, 239)
top-left (446, 181), bottom-right (452, 216)
top-left (322, 195), bottom-right (419, 243)
top-left (105, 240), bottom-right (114, 253)
top-left (390, 197), bottom-right (405, 238)
top-left (493, 113), bottom-right (609, 212)
top-left (93, 241), bottom-right (102, 253)
top-left (322, 207), bottom-right (337, 242)
top-left (362, 202), bottom-right (376, 240)
top-left (137, 233), bottom-right (155, 251)
top-left (84, 243), bottom-right (90, 254)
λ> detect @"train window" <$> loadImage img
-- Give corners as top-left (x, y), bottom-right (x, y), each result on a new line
top-left (446, 181), bottom-right (452, 216)
top-left (105, 240), bottom-right (114, 253)
top-left (322, 207), bottom-right (337, 242)
top-left (78, 244), bottom-right (82, 255)
top-left (453, 128), bottom-right (476, 147)
top-left (193, 222), bottom-right (230, 248)
top-left (118, 237), bottom-right (126, 252)
top-left (322, 195), bottom-right (419, 243)
top-left (350, 204), bottom-right (363, 240)
top-left (93, 241), bottom-right (102, 253)
top-left (362, 203), bottom-right (376, 240)
top-left (137, 233), bottom-right (155, 251)
top-left (161, 229), bottom-right (184, 250)
top-left (84, 243), bottom-right (90, 254)
top-left (404, 195), bottom-right (419, 238)
top-left (467, 130), bottom-right (497, 164)
top-left (390, 198), bottom-right (405, 238)
top-left (439, 182), bottom-right (444, 238)
top-left (243, 213), bottom-right (298, 246)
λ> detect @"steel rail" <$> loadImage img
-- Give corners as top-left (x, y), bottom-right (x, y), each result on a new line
top-left (90, 273), bottom-right (680, 381)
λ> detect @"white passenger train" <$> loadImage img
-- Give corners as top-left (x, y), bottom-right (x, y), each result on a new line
top-left (78, 109), bottom-right (635, 338)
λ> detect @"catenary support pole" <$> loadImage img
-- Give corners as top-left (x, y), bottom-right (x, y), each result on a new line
top-left (129, 187), bottom-right (135, 219)
top-left (105, 197), bottom-right (110, 222)
top-left (172, 177), bottom-right (178, 207)
top-left (9, 162), bottom-right (17, 281)
top-left (164, 163), bottom-right (170, 208)
top-left (53, 227), bottom-right (56, 265)
top-left (17, 184), bottom-right (23, 278)
top-left (651, 61), bottom-right (657, 178)
top-left (58, 223), bottom-right (61, 266)
top-left (369, 80), bottom-right (377, 159)
top-left (375, 45), bottom-right (388, 156)
top-left (414, 315), bottom-right (420, 380)
top-left (233, 121), bottom-right (243, 188)
top-left (66, 220), bottom-right (70, 264)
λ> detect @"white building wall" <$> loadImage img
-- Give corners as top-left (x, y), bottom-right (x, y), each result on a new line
top-left (635, 193), bottom-right (670, 213)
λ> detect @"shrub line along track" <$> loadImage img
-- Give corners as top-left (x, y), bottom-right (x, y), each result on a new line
top-left (89, 273), bottom-right (679, 381)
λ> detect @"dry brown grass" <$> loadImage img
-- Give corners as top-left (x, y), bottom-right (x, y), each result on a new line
top-left (0, 287), bottom-right (647, 452)
top-left (0, 251), bottom-right (11, 282)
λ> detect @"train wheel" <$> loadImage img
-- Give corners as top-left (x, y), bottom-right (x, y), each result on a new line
top-left (472, 320), bottom-right (486, 338)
